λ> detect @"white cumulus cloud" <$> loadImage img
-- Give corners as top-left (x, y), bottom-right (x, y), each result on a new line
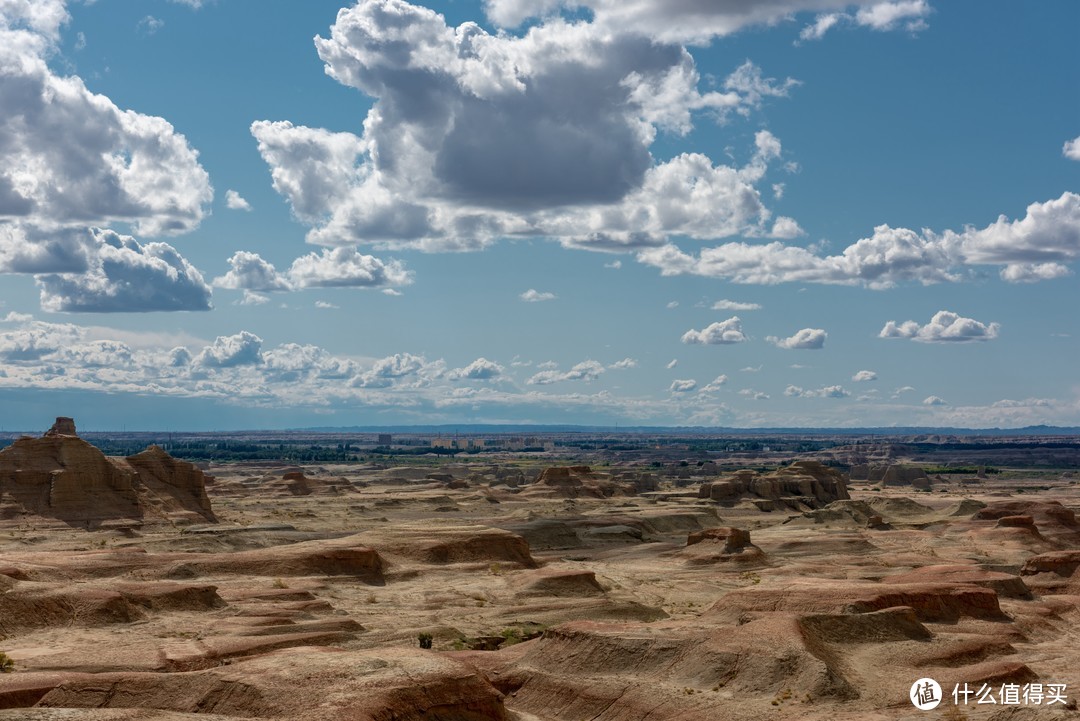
top-left (527, 360), bottom-right (605, 385)
top-left (852, 370), bottom-right (877, 382)
top-left (880, 310), bottom-right (999, 343)
top-left (701, 375), bottom-right (728, 392)
top-left (448, 357), bottom-right (504, 381)
top-left (712, 299), bottom-right (761, 311)
top-left (225, 190), bottom-right (252, 211)
top-left (638, 192), bottom-right (1080, 287)
top-left (682, 316), bottom-right (748, 345)
top-left (520, 289), bottom-right (557, 303)
top-left (767, 327), bottom-right (827, 350)
top-left (669, 379), bottom-right (697, 393)
top-left (287, 248), bottom-right (413, 289)
top-left (1065, 136), bottom-right (1080, 161)
top-left (36, 229), bottom-right (211, 313)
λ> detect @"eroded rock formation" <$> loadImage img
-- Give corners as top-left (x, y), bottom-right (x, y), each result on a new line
top-left (698, 460), bottom-right (849, 510)
top-left (0, 418), bottom-right (215, 526)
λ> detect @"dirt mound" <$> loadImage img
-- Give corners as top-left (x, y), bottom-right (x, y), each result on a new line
top-left (681, 526), bottom-right (765, 566)
top-left (705, 580), bottom-right (1008, 623)
top-left (522, 466), bottom-right (636, 499)
top-left (162, 537), bottom-right (386, 581)
top-left (883, 565), bottom-right (1032, 599)
top-left (498, 519), bottom-right (581, 550)
top-left (0, 420), bottom-right (215, 527)
top-left (1019, 550), bottom-right (1080, 594)
top-left (34, 646), bottom-right (509, 721)
top-left (260, 471), bottom-right (358, 497)
top-left (357, 525), bottom-right (537, 568)
top-left (0, 585), bottom-right (146, 636)
top-left (513, 569), bottom-right (606, 597)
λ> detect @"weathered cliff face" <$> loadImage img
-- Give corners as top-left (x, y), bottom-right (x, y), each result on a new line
top-left (0, 419), bottom-right (215, 527)
top-left (698, 460), bottom-right (849, 510)
top-left (123, 445), bottom-right (216, 520)
top-left (0, 434), bottom-right (142, 523)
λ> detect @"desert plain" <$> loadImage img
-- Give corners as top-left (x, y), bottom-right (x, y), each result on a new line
top-left (2, 420), bottom-right (1080, 720)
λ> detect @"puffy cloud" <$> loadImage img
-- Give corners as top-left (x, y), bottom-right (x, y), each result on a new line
top-left (225, 190), bottom-right (252, 211)
top-left (639, 193), bottom-right (1080, 287)
top-left (315, 300), bottom-right (339, 309)
top-left (879, 310), bottom-right (1000, 343)
top-left (786, 384), bottom-right (850, 399)
top-left (701, 375), bottom-right (728, 392)
top-left (666, 359), bottom-right (678, 369)
top-left (370, 353), bottom-right (425, 379)
top-left (488, 0), bottom-right (929, 44)
top-left (770, 216), bottom-right (805, 239)
top-left (0, 319), bottom-right (81, 361)
top-left (855, 1), bottom-right (930, 31)
top-left (713, 299), bottom-right (761, 311)
top-left (604, 260), bottom-right (622, 269)
top-left (237, 291), bottom-right (269, 306)
top-left (195, 331), bottom-right (263, 368)
top-left (999, 262), bottom-right (1071, 283)
top-left (923, 395), bottom-right (947, 406)
top-left (799, 13), bottom-right (844, 41)
top-left (610, 358), bottom-right (637, 369)
top-left (214, 251), bottom-right (292, 292)
top-left (287, 248), bottom-right (413, 289)
top-left (739, 389), bottom-right (769, 400)
top-left (35, 228), bottom-right (212, 313)
top-left (0, 1), bottom-right (213, 314)
top-left (520, 289), bottom-right (556, 302)
top-left (852, 369), bottom-right (877, 382)
top-left (0, 5), bottom-right (211, 237)
top-left (448, 357), bottom-right (504, 381)
top-left (0, 225), bottom-right (89, 274)
top-left (527, 360), bottom-right (605, 385)
top-left (251, 2), bottom-right (794, 254)
top-left (682, 316), bottom-right (748, 345)
top-left (137, 15), bottom-right (164, 35)
top-left (800, 1), bottom-right (930, 41)
top-left (1065, 137), bottom-right (1080, 162)
top-left (767, 327), bottom-right (826, 350)
top-left (669, 379), bottom-right (697, 393)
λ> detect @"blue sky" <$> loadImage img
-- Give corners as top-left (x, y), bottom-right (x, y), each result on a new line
top-left (0, 0), bottom-right (1077, 430)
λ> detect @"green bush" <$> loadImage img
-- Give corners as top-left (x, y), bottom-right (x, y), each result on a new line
top-left (418, 632), bottom-right (433, 649)
top-left (0, 652), bottom-right (14, 673)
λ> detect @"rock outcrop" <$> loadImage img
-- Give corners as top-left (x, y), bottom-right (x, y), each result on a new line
top-left (0, 418), bottom-right (215, 527)
top-left (521, 466), bottom-right (638, 498)
top-left (698, 460), bottom-right (849, 510)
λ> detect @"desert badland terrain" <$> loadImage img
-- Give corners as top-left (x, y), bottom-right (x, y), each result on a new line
top-left (2, 420), bottom-right (1080, 720)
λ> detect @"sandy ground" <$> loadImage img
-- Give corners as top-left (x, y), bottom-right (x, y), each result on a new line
top-left (2, 459), bottom-right (1080, 720)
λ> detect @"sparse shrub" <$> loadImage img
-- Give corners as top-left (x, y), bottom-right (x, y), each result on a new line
top-left (0, 652), bottom-right (13, 673)
top-left (489, 562), bottom-right (503, 576)
top-left (365, 593), bottom-right (377, 604)
top-left (272, 578), bottom-right (288, 589)
top-left (739, 571), bottom-right (761, 585)
top-left (418, 632), bottom-right (433, 649)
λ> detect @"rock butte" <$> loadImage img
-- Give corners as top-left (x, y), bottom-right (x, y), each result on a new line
top-left (0, 430), bottom-right (1078, 720)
